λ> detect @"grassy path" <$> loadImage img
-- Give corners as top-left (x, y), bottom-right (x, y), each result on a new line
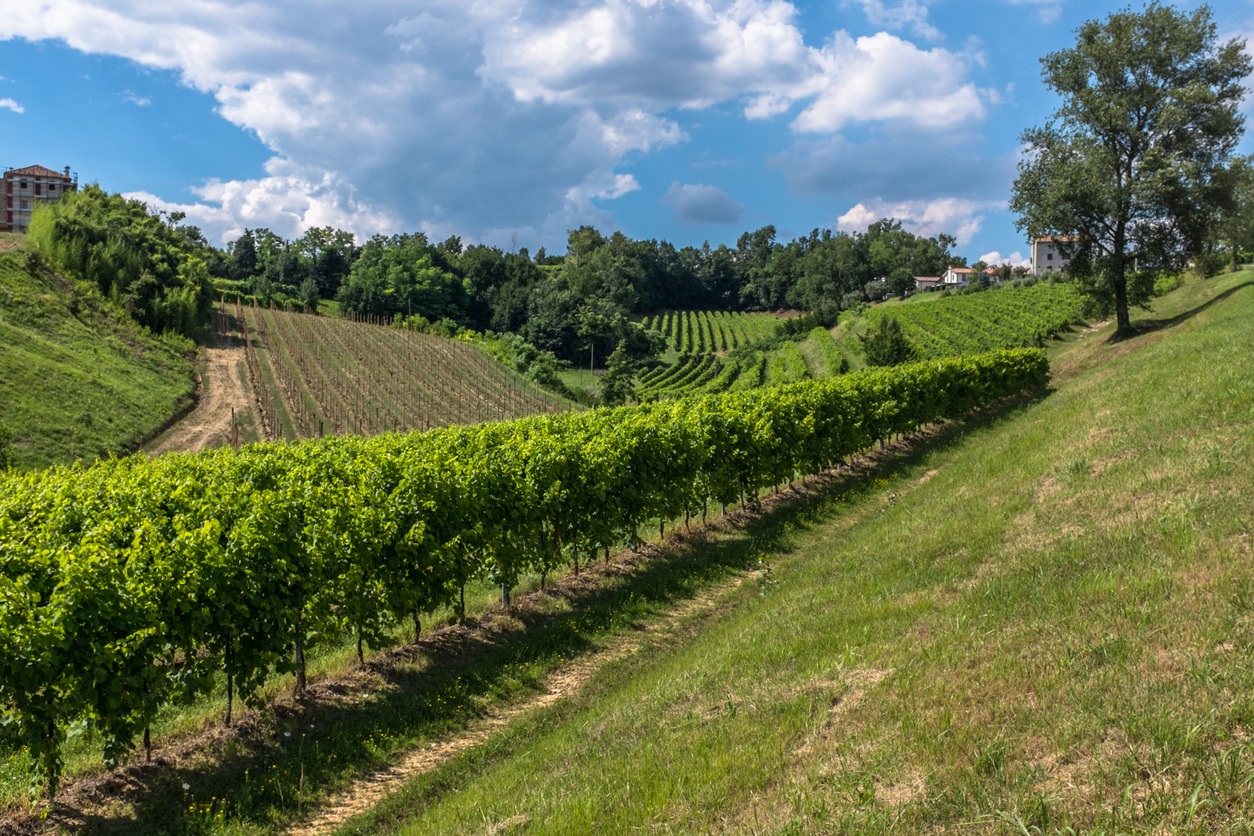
top-left (288, 553), bottom-right (755, 835)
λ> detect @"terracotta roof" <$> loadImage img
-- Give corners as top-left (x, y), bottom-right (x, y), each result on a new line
top-left (4, 164), bottom-right (71, 180)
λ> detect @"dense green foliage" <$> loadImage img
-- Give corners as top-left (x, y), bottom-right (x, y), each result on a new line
top-left (0, 241), bottom-right (195, 470)
top-left (1011, 2), bottom-right (1251, 334)
top-left (859, 317), bottom-right (915, 367)
top-left (0, 349), bottom-right (1046, 797)
top-left (26, 186), bottom-right (214, 338)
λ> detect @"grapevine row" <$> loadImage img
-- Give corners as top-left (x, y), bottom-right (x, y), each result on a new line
top-left (0, 349), bottom-right (1049, 795)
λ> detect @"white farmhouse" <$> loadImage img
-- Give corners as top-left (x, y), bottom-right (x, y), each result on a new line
top-left (1030, 235), bottom-right (1077, 276)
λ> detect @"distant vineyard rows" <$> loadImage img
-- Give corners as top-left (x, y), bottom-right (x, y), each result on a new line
top-left (636, 310), bottom-right (793, 399)
top-left (866, 283), bottom-right (1086, 360)
top-left (231, 300), bottom-right (570, 441)
top-left (639, 310), bottom-right (783, 355)
top-left (633, 284), bottom-right (1085, 400)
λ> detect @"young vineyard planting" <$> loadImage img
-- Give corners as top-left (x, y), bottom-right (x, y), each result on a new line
top-left (230, 300), bottom-right (569, 440)
top-left (0, 348), bottom-right (1047, 797)
top-left (636, 285), bottom-right (1084, 401)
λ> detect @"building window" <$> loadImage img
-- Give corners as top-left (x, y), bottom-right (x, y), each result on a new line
top-left (1047, 253), bottom-right (1053, 260)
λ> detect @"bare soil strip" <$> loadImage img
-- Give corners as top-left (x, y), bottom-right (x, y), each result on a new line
top-left (147, 328), bottom-right (251, 455)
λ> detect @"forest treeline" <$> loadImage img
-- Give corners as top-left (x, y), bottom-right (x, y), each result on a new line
top-left (213, 221), bottom-right (964, 363)
top-left (25, 186), bottom-right (972, 364)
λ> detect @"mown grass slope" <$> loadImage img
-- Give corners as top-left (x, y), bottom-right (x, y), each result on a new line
top-left (0, 235), bottom-right (195, 470)
top-left (350, 269), bottom-right (1253, 834)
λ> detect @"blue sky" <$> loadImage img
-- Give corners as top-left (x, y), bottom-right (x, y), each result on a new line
top-left (2, 1), bottom-right (1252, 266)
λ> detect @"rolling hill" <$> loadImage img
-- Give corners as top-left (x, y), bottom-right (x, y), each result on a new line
top-left (0, 234), bottom-right (196, 470)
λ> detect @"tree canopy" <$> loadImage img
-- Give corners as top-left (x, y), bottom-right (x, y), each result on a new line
top-left (27, 185), bottom-right (213, 338)
top-left (1011, 2), bottom-right (1251, 335)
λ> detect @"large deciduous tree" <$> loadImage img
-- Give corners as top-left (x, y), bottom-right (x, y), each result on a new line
top-left (1011, 3), bottom-right (1250, 336)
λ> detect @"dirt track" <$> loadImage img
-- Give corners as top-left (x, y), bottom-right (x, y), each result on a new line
top-left (147, 328), bottom-right (251, 455)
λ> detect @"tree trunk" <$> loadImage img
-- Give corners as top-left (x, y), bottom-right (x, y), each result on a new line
top-left (224, 631), bottom-right (234, 726)
top-left (226, 671), bottom-right (234, 727)
top-left (1113, 217), bottom-right (1133, 337)
top-left (294, 631), bottom-right (307, 694)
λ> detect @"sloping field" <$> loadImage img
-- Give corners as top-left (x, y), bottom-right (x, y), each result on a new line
top-left (638, 284), bottom-right (1084, 401)
top-left (0, 238), bottom-right (195, 470)
top-left (341, 271), bottom-right (1253, 833)
top-left (640, 309), bottom-right (785, 357)
top-left (233, 301), bottom-right (573, 439)
top-left (637, 310), bottom-right (797, 398)
top-left (855, 281), bottom-right (1086, 365)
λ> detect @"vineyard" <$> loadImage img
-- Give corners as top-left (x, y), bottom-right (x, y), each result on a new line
top-left (635, 310), bottom-right (801, 399)
top-left (632, 284), bottom-right (1083, 401)
top-left (639, 309), bottom-right (785, 356)
top-left (229, 300), bottom-right (571, 440)
top-left (634, 284), bottom-right (1086, 401)
top-left (0, 349), bottom-right (1048, 798)
top-left (862, 281), bottom-right (1086, 361)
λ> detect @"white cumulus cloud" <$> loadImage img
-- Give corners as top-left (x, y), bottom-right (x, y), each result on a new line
top-left (0, 97), bottom-right (23, 114)
top-left (0, 0), bottom-right (995, 247)
top-left (978, 250), bottom-right (1030, 269)
top-left (837, 197), bottom-right (1000, 246)
top-left (127, 158), bottom-right (399, 244)
top-left (791, 32), bottom-right (987, 133)
top-left (844, 0), bottom-right (941, 41)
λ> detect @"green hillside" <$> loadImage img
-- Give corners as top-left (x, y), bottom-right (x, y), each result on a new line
top-left (838, 280), bottom-right (1087, 370)
top-left (0, 268), bottom-right (1248, 834)
top-left (347, 270), bottom-right (1254, 833)
top-left (0, 235), bottom-right (195, 470)
top-left (635, 283), bottom-right (1086, 401)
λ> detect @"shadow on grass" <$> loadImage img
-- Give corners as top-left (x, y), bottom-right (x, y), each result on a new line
top-left (1112, 277), bottom-right (1254, 341)
top-left (28, 394), bottom-right (1046, 836)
